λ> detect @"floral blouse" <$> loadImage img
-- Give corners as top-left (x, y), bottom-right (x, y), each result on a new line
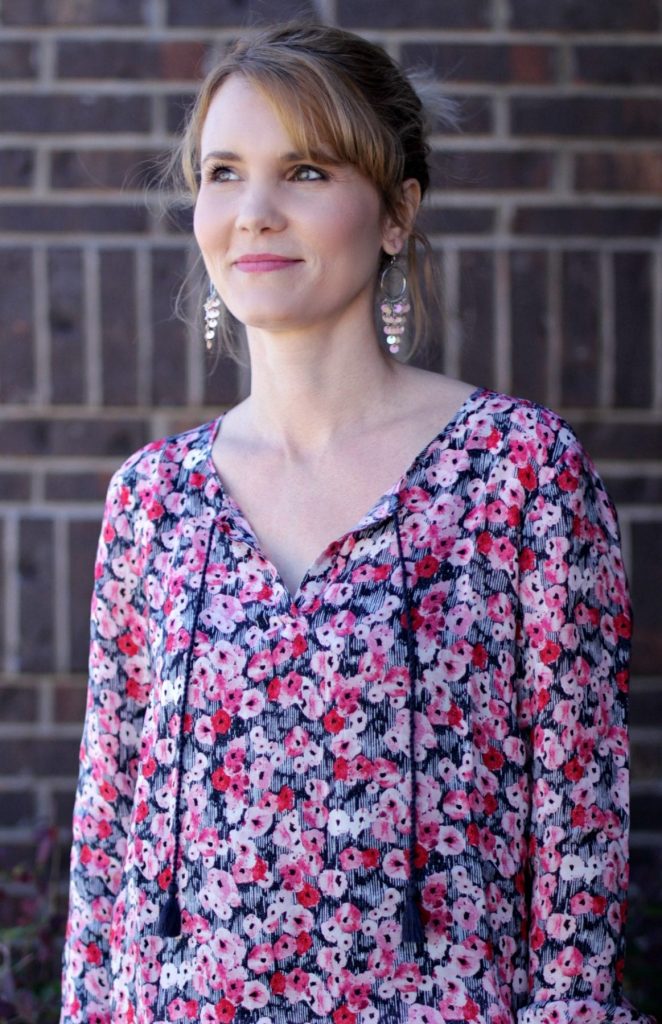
top-left (60, 388), bottom-right (654, 1024)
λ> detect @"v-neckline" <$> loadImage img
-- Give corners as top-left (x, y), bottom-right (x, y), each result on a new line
top-left (206, 386), bottom-right (486, 609)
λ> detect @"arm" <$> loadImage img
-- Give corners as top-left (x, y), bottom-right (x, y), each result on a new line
top-left (60, 461), bottom-right (151, 1023)
top-left (515, 429), bottom-right (655, 1023)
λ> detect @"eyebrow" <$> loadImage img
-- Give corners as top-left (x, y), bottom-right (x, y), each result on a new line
top-left (200, 148), bottom-right (341, 166)
top-left (201, 149), bottom-right (311, 165)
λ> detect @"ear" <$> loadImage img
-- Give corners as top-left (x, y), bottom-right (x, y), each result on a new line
top-left (381, 178), bottom-right (422, 255)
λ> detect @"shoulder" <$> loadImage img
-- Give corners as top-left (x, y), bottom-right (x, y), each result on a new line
top-left (108, 418), bottom-right (218, 491)
top-left (101, 417), bottom-right (219, 532)
top-left (465, 388), bottom-right (594, 467)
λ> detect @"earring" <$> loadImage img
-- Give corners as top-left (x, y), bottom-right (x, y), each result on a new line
top-left (203, 282), bottom-right (221, 352)
top-left (380, 255), bottom-right (409, 355)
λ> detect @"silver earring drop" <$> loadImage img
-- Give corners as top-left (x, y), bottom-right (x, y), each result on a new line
top-left (203, 282), bottom-right (221, 351)
top-left (380, 255), bottom-right (409, 355)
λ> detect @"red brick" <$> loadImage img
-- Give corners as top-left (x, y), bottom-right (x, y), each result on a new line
top-left (513, 206), bottom-right (662, 238)
top-left (100, 250), bottom-right (138, 406)
top-left (45, 471), bottom-right (110, 502)
top-left (0, 203), bottom-right (148, 234)
top-left (614, 253), bottom-right (653, 408)
top-left (401, 43), bottom-right (555, 84)
top-left (49, 248), bottom-right (85, 405)
top-left (629, 681), bottom-right (662, 727)
top-left (19, 518), bottom-right (54, 673)
top-left (202, 326), bottom-right (246, 408)
top-left (0, 685), bottom-right (38, 723)
top-left (1, 0), bottom-right (147, 24)
top-left (575, 152), bottom-right (662, 194)
top-left (55, 789), bottom-right (76, 829)
top-left (0, 148), bottom-right (35, 188)
top-left (0, 418), bottom-right (148, 457)
top-left (167, 0), bottom-right (317, 26)
top-left (509, 0), bottom-right (659, 31)
top-left (431, 150), bottom-right (553, 191)
top-left (338, 0), bottom-right (490, 28)
top-left (510, 250), bottom-right (549, 406)
top-left (151, 248), bottom-right (190, 406)
top-left (571, 421), bottom-right (662, 460)
top-left (0, 42), bottom-right (38, 79)
top-left (418, 207), bottom-right (496, 234)
top-left (0, 250), bottom-right (34, 403)
top-left (574, 45), bottom-right (662, 86)
top-left (0, 473), bottom-right (31, 500)
top-left (561, 252), bottom-right (599, 407)
top-left (429, 95), bottom-right (493, 137)
top-left (603, 475), bottom-right (662, 506)
top-left (0, 791), bottom-right (36, 827)
top-left (512, 97), bottom-right (662, 139)
top-left (69, 520), bottom-right (102, 674)
top-left (53, 682), bottom-right (87, 724)
top-left (459, 251), bottom-right (495, 389)
top-left (166, 92), bottom-right (198, 136)
top-left (0, 737), bottom-right (79, 776)
top-left (51, 148), bottom-right (164, 191)
top-left (56, 40), bottom-right (206, 81)
top-left (0, 95), bottom-right (150, 134)
top-left (631, 738), bottom-right (662, 782)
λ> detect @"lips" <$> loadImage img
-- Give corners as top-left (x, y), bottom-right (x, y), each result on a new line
top-left (233, 253), bottom-right (301, 273)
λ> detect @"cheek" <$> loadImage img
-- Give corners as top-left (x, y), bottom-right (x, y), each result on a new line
top-left (193, 194), bottom-right (226, 257)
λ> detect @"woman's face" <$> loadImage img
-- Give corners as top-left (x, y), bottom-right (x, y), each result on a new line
top-left (194, 75), bottom-right (405, 338)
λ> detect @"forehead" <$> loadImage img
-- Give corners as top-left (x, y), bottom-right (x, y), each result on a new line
top-left (199, 74), bottom-right (334, 160)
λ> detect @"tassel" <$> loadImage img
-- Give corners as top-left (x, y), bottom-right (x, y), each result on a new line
top-left (402, 882), bottom-right (425, 948)
top-left (157, 881), bottom-right (182, 938)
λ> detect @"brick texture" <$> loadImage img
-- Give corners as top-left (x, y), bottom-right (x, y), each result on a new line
top-left (1, 0), bottom-right (661, 1008)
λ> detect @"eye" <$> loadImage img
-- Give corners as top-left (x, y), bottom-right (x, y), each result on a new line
top-left (205, 163), bottom-right (238, 183)
top-left (291, 164), bottom-right (327, 181)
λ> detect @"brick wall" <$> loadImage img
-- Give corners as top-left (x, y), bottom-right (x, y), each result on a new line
top-left (1, 0), bottom-right (661, 1004)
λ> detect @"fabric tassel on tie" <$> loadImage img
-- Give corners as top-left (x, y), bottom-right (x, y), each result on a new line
top-left (390, 492), bottom-right (426, 954)
top-left (402, 880), bottom-right (425, 948)
top-left (156, 523), bottom-right (216, 940)
top-left (157, 881), bottom-right (182, 938)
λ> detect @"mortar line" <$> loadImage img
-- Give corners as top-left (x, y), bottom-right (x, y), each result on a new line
top-left (598, 251), bottom-right (615, 408)
top-left (653, 249), bottom-right (662, 410)
top-left (53, 516), bottom-right (70, 674)
top-left (32, 246), bottom-right (50, 404)
top-left (84, 247), bottom-right (102, 406)
top-left (546, 250), bottom-right (562, 409)
top-left (441, 249), bottom-right (461, 379)
top-left (2, 515), bottom-right (20, 675)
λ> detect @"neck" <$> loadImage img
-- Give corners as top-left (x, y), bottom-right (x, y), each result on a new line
top-left (238, 321), bottom-right (404, 460)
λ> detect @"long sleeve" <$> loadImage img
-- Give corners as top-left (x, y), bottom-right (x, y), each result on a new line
top-left (60, 460), bottom-right (151, 1023)
top-left (514, 427), bottom-right (654, 1023)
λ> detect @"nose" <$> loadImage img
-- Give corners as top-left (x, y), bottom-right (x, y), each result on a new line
top-left (234, 182), bottom-right (285, 234)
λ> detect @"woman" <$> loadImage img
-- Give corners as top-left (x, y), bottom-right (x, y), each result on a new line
top-left (60, 22), bottom-right (654, 1024)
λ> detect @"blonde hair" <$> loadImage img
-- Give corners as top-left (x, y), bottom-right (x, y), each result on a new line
top-left (170, 22), bottom-right (458, 364)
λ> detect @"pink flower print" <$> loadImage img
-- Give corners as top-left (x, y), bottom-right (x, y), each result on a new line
top-left (442, 790), bottom-right (475, 823)
top-left (246, 648), bottom-right (275, 683)
top-left (447, 942), bottom-right (482, 977)
top-left (277, 856), bottom-right (305, 890)
top-left (281, 905), bottom-right (314, 937)
top-left (452, 897), bottom-right (480, 932)
top-left (436, 826), bottom-right (466, 857)
top-left (382, 848), bottom-right (408, 881)
top-left (193, 715), bottom-right (215, 745)
top-left (408, 1006), bottom-right (446, 1024)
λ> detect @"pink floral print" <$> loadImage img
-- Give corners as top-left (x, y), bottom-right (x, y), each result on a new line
top-left (60, 389), bottom-right (654, 1024)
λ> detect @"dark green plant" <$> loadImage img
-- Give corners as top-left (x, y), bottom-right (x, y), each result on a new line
top-left (0, 827), bottom-right (65, 1024)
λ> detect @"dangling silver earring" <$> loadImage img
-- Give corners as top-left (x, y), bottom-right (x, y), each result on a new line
top-left (380, 255), bottom-right (409, 355)
top-left (203, 282), bottom-right (221, 352)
